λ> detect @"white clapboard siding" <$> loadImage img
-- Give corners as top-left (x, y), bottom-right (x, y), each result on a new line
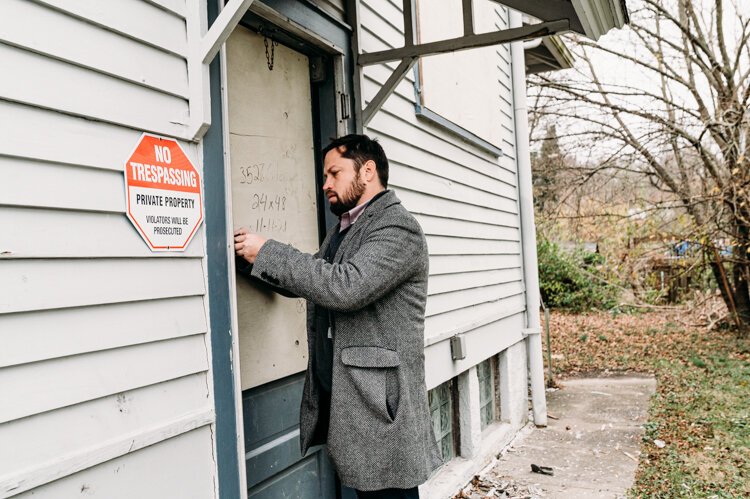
top-left (0, 207), bottom-right (205, 259)
top-left (428, 268), bottom-right (523, 295)
top-left (146, 0), bottom-right (188, 18)
top-left (415, 214), bottom-right (519, 241)
top-left (0, 373), bottom-right (209, 474)
top-left (33, 0), bottom-right (188, 57)
top-left (426, 236), bottom-right (521, 256)
top-left (360, 4), bottom-right (404, 50)
top-left (361, 0), bottom-right (526, 373)
top-left (10, 427), bottom-right (215, 499)
top-left (0, 157), bottom-right (125, 213)
top-left (0, 44), bottom-right (189, 137)
top-left (0, 0), bottom-right (189, 98)
top-left (391, 162), bottom-right (518, 212)
top-left (385, 137), bottom-right (516, 194)
top-left (0, 1), bottom-right (214, 496)
top-left (429, 254), bottom-right (522, 275)
top-left (0, 101), bottom-right (197, 172)
top-left (0, 258), bottom-right (205, 314)
top-left (424, 294), bottom-right (526, 343)
top-left (397, 188), bottom-right (518, 226)
top-left (0, 335), bottom-right (209, 424)
top-left (0, 296), bottom-right (207, 368)
top-left (426, 281), bottom-right (524, 317)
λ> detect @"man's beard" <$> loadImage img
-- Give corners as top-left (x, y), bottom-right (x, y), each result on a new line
top-left (328, 172), bottom-right (366, 216)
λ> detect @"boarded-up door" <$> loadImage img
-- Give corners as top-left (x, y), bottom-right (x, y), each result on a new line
top-left (226, 25), bottom-right (335, 498)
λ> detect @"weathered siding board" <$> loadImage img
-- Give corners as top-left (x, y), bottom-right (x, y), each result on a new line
top-left (360, 0), bottom-right (526, 374)
top-left (424, 294), bottom-right (526, 342)
top-left (391, 162), bottom-right (517, 212)
top-left (397, 188), bottom-right (518, 226)
top-left (0, 207), bottom-right (205, 258)
top-left (426, 282), bottom-right (524, 317)
top-left (11, 427), bottom-right (215, 499)
top-left (0, 157), bottom-right (126, 213)
top-left (0, 101), bottom-right (170, 171)
top-left (0, 258), bottom-right (205, 314)
top-left (429, 254), bottom-right (522, 275)
top-left (0, 374), bottom-right (209, 473)
top-left (428, 268), bottom-right (524, 295)
top-left (144, 0), bottom-right (188, 18)
top-left (0, 45), bottom-right (189, 136)
top-left (0, 0), bottom-right (189, 98)
top-left (0, 1), bottom-right (215, 495)
top-left (414, 214), bottom-right (519, 241)
top-left (0, 334), bottom-right (209, 424)
top-left (32, 0), bottom-right (188, 57)
top-left (0, 296), bottom-right (207, 368)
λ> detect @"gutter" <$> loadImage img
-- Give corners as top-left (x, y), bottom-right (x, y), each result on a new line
top-left (509, 9), bottom-right (547, 427)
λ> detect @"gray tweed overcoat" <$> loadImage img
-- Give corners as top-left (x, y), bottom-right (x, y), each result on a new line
top-left (250, 190), bottom-right (442, 491)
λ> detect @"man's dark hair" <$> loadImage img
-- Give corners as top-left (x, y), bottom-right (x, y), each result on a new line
top-left (322, 134), bottom-right (389, 188)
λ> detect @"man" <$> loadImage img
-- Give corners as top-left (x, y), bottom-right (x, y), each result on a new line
top-left (234, 134), bottom-right (441, 498)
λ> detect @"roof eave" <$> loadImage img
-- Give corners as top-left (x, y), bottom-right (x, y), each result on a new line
top-left (571, 0), bottom-right (629, 40)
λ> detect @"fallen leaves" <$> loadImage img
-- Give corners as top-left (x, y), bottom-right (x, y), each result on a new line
top-left (542, 300), bottom-right (750, 496)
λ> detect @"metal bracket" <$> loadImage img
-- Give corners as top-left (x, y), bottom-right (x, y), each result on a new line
top-left (522, 327), bottom-right (542, 336)
top-left (357, 0), bottom-right (570, 127)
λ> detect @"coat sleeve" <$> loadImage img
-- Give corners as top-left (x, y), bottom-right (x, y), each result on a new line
top-left (250, 217), bottom-right (424, 312)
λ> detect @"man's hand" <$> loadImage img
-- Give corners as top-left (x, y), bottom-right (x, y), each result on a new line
top-left (234, 227), bottom-right (267, 264)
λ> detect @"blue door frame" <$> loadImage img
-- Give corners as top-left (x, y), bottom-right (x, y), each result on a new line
top-left (203, 1), bottom-right (354, 497)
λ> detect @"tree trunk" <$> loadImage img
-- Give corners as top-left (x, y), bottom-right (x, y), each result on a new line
top-left (709, 248), bottom-right (750, 338)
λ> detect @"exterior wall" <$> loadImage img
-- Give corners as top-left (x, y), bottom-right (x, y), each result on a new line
top-left (0, 1), bottom-right (216, 497)
top-left (359, 0), bottom-right (527, 390)
top-left (312, 0), bottom-right (346, 22)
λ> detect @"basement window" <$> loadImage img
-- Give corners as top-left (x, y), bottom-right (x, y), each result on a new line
top-left (478, 357), bottom-right (497, 429)
top-left (428, 380), bottom-right (455, 461)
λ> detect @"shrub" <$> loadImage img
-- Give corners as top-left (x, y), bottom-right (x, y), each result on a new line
top-left (537, 238), bottom-right (619, 312)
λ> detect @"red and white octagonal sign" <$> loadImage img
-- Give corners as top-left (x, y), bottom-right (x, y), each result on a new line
top-left (124, 134), bottom-right (203, 251)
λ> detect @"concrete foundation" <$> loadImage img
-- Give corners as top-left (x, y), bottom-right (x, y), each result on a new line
top-left (499, 339), bottom-right (528, 428)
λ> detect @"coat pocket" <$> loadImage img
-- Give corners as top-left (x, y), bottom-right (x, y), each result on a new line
top-left (341, 346), bottom-right (401, 423)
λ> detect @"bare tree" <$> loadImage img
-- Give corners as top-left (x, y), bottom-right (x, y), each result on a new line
top-left (530, 0), bottom-right (750, 334)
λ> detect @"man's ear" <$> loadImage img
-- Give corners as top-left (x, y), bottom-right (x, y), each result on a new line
top-left (363, 159), bottom-right (377, 183)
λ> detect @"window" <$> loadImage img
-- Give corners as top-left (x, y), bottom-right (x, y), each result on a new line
top-left (415, 0), bottom-right (508, 155)
top-left (428, 381), bottom-right (454, 461)
top-left (478, 357), bottom-right (496, 429)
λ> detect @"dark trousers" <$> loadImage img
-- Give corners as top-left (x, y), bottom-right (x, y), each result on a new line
top-left (355, 487), bottom-right (420, 499)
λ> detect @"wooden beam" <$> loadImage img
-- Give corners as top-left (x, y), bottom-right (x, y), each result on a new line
top-left (462, 0), bottom-right (474, 36)
top-left (403, 0), bottom-right (415, 47)
top-left (200, 0), bottom-right (256, 64)
top-left (358, 19), bottom-right (569, 66)
top-left (362, 57), bottom-right (418, 127)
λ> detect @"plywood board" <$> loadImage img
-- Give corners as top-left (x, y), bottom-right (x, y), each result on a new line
top-left (227, 27), bottom-right (319, 389)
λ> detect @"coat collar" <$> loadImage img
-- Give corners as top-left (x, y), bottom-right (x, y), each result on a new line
top-left (324, 190), bottom-right (400, 263)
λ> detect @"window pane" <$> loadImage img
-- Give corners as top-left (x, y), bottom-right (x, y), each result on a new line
top-left (428, 381), bottom-right (454, 462)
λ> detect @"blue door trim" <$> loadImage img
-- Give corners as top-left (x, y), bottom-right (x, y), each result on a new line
top-left (204, 0), bottom-right (242, 497)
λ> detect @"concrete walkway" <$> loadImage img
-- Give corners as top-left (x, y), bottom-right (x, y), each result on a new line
top-left (460, 376), bottom-right (656, 498)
